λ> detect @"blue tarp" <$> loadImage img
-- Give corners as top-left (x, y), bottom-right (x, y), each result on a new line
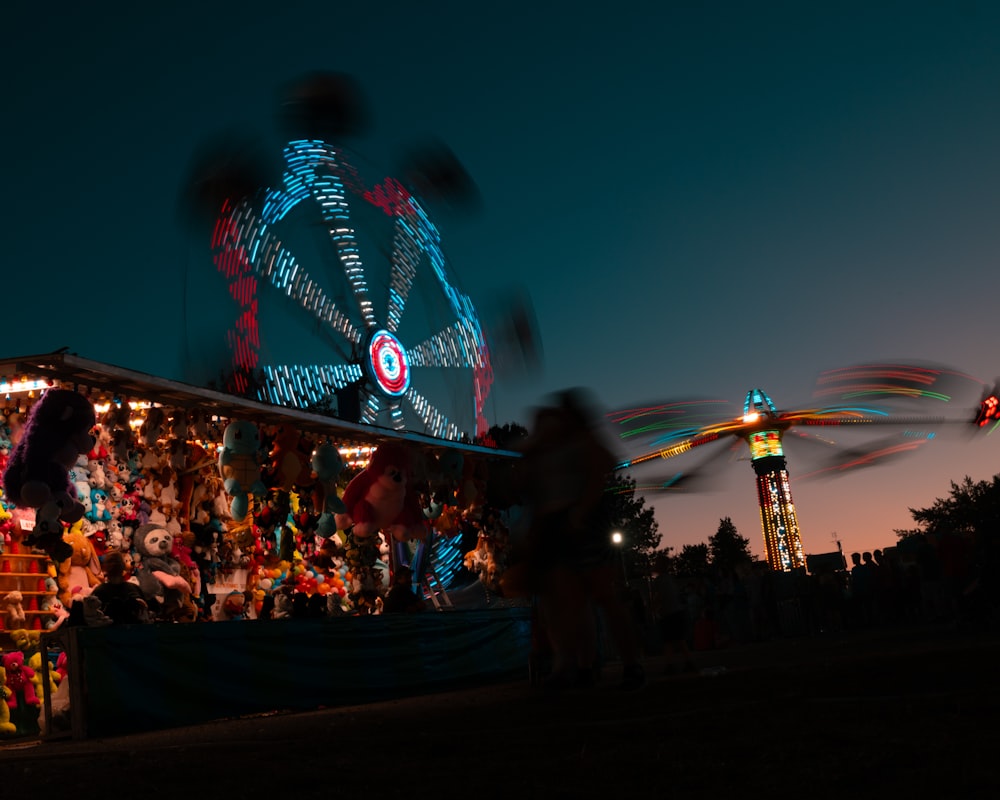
top-left (72, 607), bottom-right (532, 738)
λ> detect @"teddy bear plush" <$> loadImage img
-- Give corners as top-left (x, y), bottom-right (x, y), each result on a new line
top-left (336, 442), bottom-right (427, 542)
top-left (133, 522), bottom-right (193, 620)
top-left (311, 442), bottom-right (346, 538)
top-left (218, 420), bottom-right (267, 522)
top-left (0, 665), bottom-right (15, 735)
top-left (2, 590), bottom-right (27, 630)
top-left (2, 388), bottom-right (96, 563)
top-left (2, 650), bottom-right (39, 710)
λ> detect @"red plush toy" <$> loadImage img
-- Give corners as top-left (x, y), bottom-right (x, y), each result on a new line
top-left (2, 651), bottom-right (39, 709)
top-left (335, 443), bottom-right (427, 542)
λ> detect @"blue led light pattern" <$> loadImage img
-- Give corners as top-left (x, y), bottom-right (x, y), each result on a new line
top-left (212, 139), bottom-right (493, 440)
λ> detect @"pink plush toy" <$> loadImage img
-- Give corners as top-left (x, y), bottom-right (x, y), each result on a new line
top-left (2, 651), bottom-right (39, 709)
top-left (336, 443), bottom-right (427, 542)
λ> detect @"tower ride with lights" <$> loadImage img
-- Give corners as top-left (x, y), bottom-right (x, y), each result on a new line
top-left (742, 388), bottom-right (805, 572)
top-left (611, 363), bottom-right (990, 574)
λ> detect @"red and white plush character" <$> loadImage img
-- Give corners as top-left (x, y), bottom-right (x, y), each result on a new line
top-left (336, 443), bottom-right (427, 542)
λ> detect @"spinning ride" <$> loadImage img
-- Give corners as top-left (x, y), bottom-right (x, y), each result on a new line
top-left (209, 138), bottom-right (493, 442)
top-left (611, 364), bottom-right (995, 571)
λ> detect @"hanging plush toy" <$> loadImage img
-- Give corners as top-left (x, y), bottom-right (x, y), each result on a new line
top-left (133, 523), bottom-right (193, 621)
top-left (267, 424), bottom-right (313, 492)
top-left (336, 442), bottom-right (427, 542)
top-left (311, 442), bottom-right (346, 538)
top-left (2, 388), bottom-right (96, 563)
top-left (218, 420), bottom-right (267, 522)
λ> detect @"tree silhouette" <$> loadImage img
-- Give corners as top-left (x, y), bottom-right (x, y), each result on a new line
top-left (673, 543), bottom-right (711, 578)
top-left (604, 473), bottom-right (661, 579)
top-left (708, 516), bottom-right (754, 572)
top-left (903, 475), bottom-right (1000, 539)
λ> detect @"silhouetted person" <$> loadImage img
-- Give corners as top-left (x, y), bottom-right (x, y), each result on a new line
top-left (849, 551), bottom-right (875, 628)
top-left (258, 594), bottom-right (275, 621)
top-left (872, 548), bottom-right (901, 625)
top-left (518, 389), bottom-right (645, 691)
top-left (91, 550), bottom-right (151, 625)
top-left (307, 592), bottom-right (328, 619)
top-left (383, 566), bottom-right (426, 614)
top-left (652, 555), bottom-right (696, 674)
top-left (291, 591), bottom-right (310, 619)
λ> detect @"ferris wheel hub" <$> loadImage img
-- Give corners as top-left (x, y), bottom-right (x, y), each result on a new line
top-left (366, 328), bottom-right (411, 398)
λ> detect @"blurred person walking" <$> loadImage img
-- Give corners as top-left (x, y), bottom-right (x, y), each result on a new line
top-left (518, 389), bottom-right (645, 691)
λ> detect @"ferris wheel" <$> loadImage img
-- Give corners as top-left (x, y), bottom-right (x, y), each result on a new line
top-left (205, 136), bottom-right (493, 442)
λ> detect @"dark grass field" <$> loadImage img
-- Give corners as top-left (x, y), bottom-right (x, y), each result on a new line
top-left (2, 622), bottom-right (997, 798)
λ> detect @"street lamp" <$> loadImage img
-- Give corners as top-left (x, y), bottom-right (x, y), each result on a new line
top-left (611, 530), bottom-right (628, 586)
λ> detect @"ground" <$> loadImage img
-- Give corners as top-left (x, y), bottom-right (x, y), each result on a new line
top-left (1, 621), bottom-right (997, 797)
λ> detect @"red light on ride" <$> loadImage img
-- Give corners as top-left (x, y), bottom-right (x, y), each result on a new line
top-left (975, 394), bottom-right (999, 427)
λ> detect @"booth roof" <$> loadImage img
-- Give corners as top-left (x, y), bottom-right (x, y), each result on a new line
top-left (0, 351), bottom-right (518, 460)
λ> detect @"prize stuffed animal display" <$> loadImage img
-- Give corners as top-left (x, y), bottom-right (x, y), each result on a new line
top-left (1, 651), bottom-right (39, 710)
top-left (218, 420), bottom-right (267, 522)
top-left (267, 424), bottom-right (313, 492)
top-left (56, 526), bottom-right (103, 606)
top-left (1, 590), bottom-right (26, 630)
top-left (311, 442), bottom-right (346, 538)
top-left (0, 664), bottom-right (15, 735)
top-left (133, 523), bottom-right (193, 620)
top-left (336, 442), bottom-right (427, 542)
top-left (2, 389), bottom-right (96, 563)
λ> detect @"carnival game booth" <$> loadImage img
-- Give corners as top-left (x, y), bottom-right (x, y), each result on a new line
top-left (0, 352), bottom-right (529, 740)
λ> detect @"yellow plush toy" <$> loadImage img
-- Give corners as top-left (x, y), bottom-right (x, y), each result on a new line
top-left (56, 523), bottom-right (103, 606)
top-left (28, 652), bottom-right (59, 703)
top-left (0, 665), bottom-right (16, 735)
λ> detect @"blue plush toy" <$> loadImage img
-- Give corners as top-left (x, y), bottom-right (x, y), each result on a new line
top-left (218, 420), bottom-right (267, 522)
top-left (88, 487), bottom-right (111, 523)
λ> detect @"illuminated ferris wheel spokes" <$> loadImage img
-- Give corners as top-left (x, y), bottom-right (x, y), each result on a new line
top-left (238, 202), bottom-right (365, 350)
top-left (211, 137), bottom-right (492, 440)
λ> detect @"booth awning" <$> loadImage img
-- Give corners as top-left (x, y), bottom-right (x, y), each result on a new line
top-left (0, 351), bottom-right (518, 460)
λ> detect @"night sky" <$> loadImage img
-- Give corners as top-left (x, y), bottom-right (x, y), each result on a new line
top-left (5, 1), bottom-right (998, 561)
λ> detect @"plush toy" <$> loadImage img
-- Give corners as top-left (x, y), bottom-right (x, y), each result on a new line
top-left (272, 590), bottom-right (293, 619)
top-left (267, 424), bottom-right (313, 492)
top-left (82, 594), bottom-right (113, 627)
top-left (103, 400), bottom-right (132, 459)
top-left (464, 532), bottom-right (501, 590)
top-left (133, 523), bottom-right (193, 620)
top-left (2, 650), bottom-right (39, 710)
top-left (0, 665), bottom-right (15, 735)
top-left (7, 628), bottom-right (41, 654)
top-left (2, 388), bottom-right (96, 562)
top-left (336, 442), bottom-right (427, 542)
top-left (218, 420), bottom-right (267, 522)
top-left (2, 590), bottom-right (27, 630)
top-left (28, 651), bottom-right (59, 701)
top-left (311, 442), bottom-right (346, 538)
top-left (139, 406), bottom-right (165, 448)
top-left (220, 590), bottom-right (246, 621)
top-left (87, 487), bottom-right (111, 522)
top-left (87, 457), bottom-right (108, 490)
top-left (56, 525), bottom-right (103, 605)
